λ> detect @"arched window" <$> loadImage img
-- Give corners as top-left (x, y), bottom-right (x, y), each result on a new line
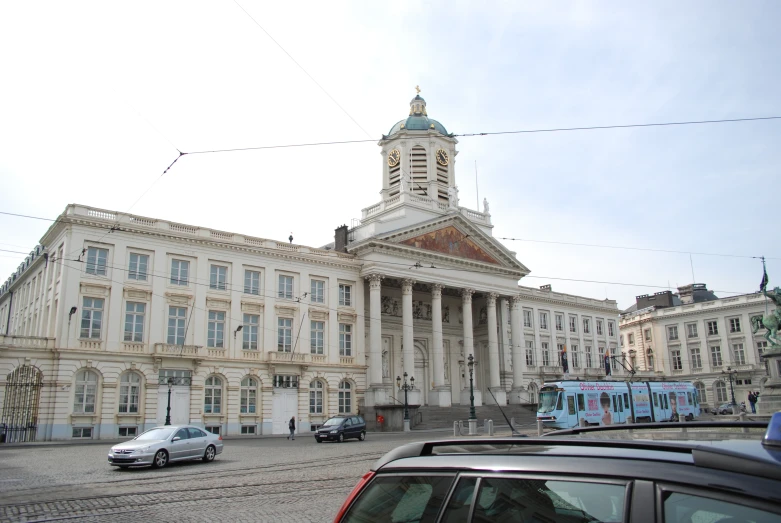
top-left (527, 383), bottom-right (538, 405)
top-left (338, 380), bottom-right (351, 414)
top-left (715, 380), bottom-right (728, 403)
top-left (74, 370), bottom-right (98, 414)
top-left (118, 372), bottom-right (141, 413)
top-left (695, 382), bottom-right (706, 405)
top-left (310, 380), bottom-right (324, 414)
top-left (205, 376), bottom-right (222, 414)
top-left (240, 377), bottom-right (257, 414)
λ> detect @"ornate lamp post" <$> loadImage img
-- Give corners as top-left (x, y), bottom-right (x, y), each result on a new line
top-left (396, 372), bottom-right (414, 432)
top-left (468, 354), bottom-right (477, 435)
top-left (722, 366), bottom-right (738, 413)
top-left (164, 377), bottom-right (174, 426)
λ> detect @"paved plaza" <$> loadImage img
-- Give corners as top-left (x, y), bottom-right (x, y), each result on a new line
top-left (0, 431), bottom-right (436, 523)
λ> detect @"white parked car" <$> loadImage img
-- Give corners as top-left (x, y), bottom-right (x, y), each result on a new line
top-left (108, 425), bottom-right (223, 469)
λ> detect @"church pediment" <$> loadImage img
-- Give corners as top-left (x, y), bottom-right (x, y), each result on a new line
top-left (399, 226), bottom-right (499, 264)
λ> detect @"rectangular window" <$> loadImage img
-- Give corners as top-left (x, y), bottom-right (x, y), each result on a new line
top-left (608, 321), bottom-right (615, 337)
top-left (128, 253), bottom-right (148, 281)
top-left (274, 375), bottom-right (299, 388)
top-left (240, 425), bottom-right (256, 435)
top-left (690, 347), bottom-right (702, 370)
top-left (80, 297), bottom-right (104, 339)
top-left (167, 306), bottom-right (187, 345)
top-left (339, 284), bottom-right (352, 307)
top-left (539, 312), bottom-right (548, 330)
top-left (206, 426), bottom-right (220, 435)
top-left (707, 320), bottom-right (719, 336)
top-left (525, 340), bottom-right (534, 366)
top-left (596, 320), bottom-right (603, 336)
top-left (123, 302), bottom-right (145, 342)
top-left (207, 311), bottom-right (225, 348)
top-left (571, 344), bottom-right (580, 368)
top-left (671, 350), bottom-right (682, 371)
top-left (628, 333), bottom-right (634, 345)
top-left (757, 340), bottom-right (767, 356)
top-left (523, 310), bottom-right (532, 328)
top-left (732, 343), bottom-right (746, 365)
top-left (644, 329), bottom-right (651, 341)
top-left (610, 347), bottom-right (617, 370)
top-left (583, 318), bottom-right (590, 334)
top-left (339, 324), bottom-right (352, 356)
top-left (210, 265), bottom-right (227, 291)
top-left (278, 275), bottom-right (293, 299)
top-left (170, 259), bottom-right (189, 286)
top-left (668, 325), bottom-right (679, 341)
top-left (244, 270), bottom-right (261, 295)
top-left (687, 323), bottom-right (698, 338)
top-left (710, 345), bottom-right (723, 367)
top-left (569, 316), bottom-right (577, 333)
top-left (243, 314), bottom-right (259, 350)
top-left (555, 314), bottom-right (563, 331)
top-left (540, 342), bottom-right (549, 366)
top-left (310, 279), bottom-right (325, 303)
top-left (311, 320), bottom-right (325, 354)
top-left (729, 317), bottom-right (741, 333)
top-left (85, 247), bottom-right (108, 276)
top-left (278, 317), bottom-right (292, 352)
top-left (118, 427), bottom-right (137, 437)
top-left (72, 427), bottom-right (93, 438)
top-left (585, 346), bottom-right (593, 368)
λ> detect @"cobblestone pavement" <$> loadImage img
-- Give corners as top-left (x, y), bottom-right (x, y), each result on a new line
top-left (0, 431), bottom-right (441, 523)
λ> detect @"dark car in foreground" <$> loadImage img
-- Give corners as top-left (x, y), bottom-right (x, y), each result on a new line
top-left (314, 415), bottom-right (366, 443)
top-left (333, 414), bottom-right (781, 522)
top-left (108, 425), bottom-right (223, 468)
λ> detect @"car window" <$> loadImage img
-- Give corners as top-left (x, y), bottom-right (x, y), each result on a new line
top-left (343, 475), bottom-right (455, 523)
top-left (136, 428), bottom-right (175, 441)
top-left (174, 429), bottom-right (189, 440)
top-left (344, 418), bottom-right (352, 426)
top-left (188, 428), bottom-right (206, 439)
top-left (442, 477), bottom-right (627, 523)
top-left (324, 417), bottom-right (346, 426)
top-left (663, 491), bottom-right (779, 523)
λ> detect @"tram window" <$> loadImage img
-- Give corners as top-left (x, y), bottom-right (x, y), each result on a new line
top-left (556, 393), bottom-right (563, 411)
top-left (663, 395), bottom-right (669, 409)
top-left (653, 393), bottom-right (658, 407)
top-left (687, 392), bottom-right (693, 406)
top-left (624, 394), bottom-right (629, 408)
top-left (613, 397), bottom-right (618, 413)
top-left (577, 394), bottom-right (585, 411)
top-left (568, 397), bottom-right (576, 415)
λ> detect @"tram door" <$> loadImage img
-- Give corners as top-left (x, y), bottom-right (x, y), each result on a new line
top-left (611, 393), bottom-right (624, 424)
top-left (566, 395), bottom-right (578, 427)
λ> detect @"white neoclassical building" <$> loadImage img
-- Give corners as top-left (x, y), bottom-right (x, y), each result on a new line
top-left (619, 284), bottom-right (772, 410)
top-left (0, 93), bottom-right (620, 441)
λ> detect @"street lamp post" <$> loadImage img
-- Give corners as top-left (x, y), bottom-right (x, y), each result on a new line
top-left (722, 366), bottom-right (738, 413)
top-left (467, 354), bottom-right (477, 435)
top-left (164, 377), bottom-right (174, 426)
top-left (396, 372), bottom-right (414, 432)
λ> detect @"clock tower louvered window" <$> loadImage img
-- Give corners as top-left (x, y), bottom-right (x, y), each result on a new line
top-left (388, 160), bottom-right (401, 196)
top-left (410, 145), bottom-right (427, 196)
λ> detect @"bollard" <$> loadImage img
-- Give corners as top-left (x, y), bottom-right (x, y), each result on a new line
top-left (579, 418), bottom-right (587, 428)
top-left (488, 420), bottom-right (495, 436)
top-left (626, 416), bottom-right (634, 424)
top-left (739, 412), bottom-right (749, 433)
top-left (454, 421), bottom-right (459, 437)
top-left (537, 420), bottom-right (544, 436)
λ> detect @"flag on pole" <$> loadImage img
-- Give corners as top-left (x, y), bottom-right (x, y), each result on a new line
top-left (760, 259), bottom-right (768, 292)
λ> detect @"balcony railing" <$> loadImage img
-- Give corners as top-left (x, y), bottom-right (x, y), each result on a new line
top-left (153, 343), bottom-right (202, 357)
top-left (0, 335), bottom-right (55, 349)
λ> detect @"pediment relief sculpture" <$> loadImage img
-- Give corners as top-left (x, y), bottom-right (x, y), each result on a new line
top-left (399, 226), bottom-right (499, 265)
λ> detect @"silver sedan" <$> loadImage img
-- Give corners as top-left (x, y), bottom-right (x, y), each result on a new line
top-left (107, 425), bottom-right (223, 468)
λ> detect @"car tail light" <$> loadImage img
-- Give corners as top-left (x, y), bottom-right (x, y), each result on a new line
top-left (333, 471), bottom-right (375, 523)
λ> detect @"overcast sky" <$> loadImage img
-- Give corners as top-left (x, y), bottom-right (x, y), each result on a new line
top-left (1, 1), bottom-right (780, 310)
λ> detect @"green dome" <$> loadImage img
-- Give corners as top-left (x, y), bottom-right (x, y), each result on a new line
top-left (387, 92), bottom-right (449, 136)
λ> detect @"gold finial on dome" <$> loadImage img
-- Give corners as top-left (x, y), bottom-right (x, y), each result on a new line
top-left (415, 85), bottom-right (421, 94)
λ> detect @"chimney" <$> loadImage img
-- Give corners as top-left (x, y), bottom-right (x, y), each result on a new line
top-left (334, 225), bottom-right (349, 253)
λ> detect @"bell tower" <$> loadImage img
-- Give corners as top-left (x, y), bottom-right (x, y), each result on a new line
top-left (379, 88), bottom-right (458, 204)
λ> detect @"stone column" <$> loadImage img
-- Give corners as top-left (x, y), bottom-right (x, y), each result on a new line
top-left (401, 278), bottom-right (420, 405)
top-left (430, 284), bottom-right (450, 407)
top-left (366, 274), bottom-right (387, 407)
top-left (509, 295), bottom-right (525, 404)
top-left (486, 293), bottom-right (507, 405)
top-left (459, 288), bottom-right (482, 407)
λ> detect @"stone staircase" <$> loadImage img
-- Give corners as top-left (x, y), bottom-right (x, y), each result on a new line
top-left (413, 404), bottom-right (539, 431)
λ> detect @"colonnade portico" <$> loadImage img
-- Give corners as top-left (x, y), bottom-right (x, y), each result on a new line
top-left (365, 273), bottom-right (522, 408)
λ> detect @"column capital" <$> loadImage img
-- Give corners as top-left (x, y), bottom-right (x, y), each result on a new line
top-left (401, 279), bottom-right (416, 294)
top-left (486, 292), bottom-right (499, 306)
top-left (430, 283), bottom-right (443, 297)
top-left (461, 288), bottom-right (474, 303)
top-left (510, 295), bottom-right (523, 308)
top-left (366, 274), bottom-right (384, 289)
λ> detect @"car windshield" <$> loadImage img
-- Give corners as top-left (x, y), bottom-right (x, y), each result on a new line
top-left (323, 417), bottom-right (346, 426)
top-left (135, 428), bottom-right (175, 441)
top-left (538, 391), bottom-right (559, 413)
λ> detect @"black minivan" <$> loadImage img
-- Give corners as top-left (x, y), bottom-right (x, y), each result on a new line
top-left (314, 415), bottom-right (366, 443)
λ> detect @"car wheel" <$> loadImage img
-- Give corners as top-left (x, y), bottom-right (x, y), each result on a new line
top-left (337, 432), bottom-right (344, 443)
top-left (359, 431), bottom-right (365, 441)
top-left (203, 445), bottom-right (216, 462)
top-left (152, 450), bottom-right (168, 468)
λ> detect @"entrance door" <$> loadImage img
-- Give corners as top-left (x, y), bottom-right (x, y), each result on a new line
top-left (157, 386), bottom-right (190, 426)
top-left (414, 341), bottom-right (429, 406)
top-left (272, 390), bottom-right (298, 434)
top-left (1, 365), bottom-right (43, 443)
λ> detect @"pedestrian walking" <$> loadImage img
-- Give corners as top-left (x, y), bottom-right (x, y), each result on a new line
top-left (287, 416), bottom-right (296, 440)
top-left (748, 391), bottom-right (757, 414)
